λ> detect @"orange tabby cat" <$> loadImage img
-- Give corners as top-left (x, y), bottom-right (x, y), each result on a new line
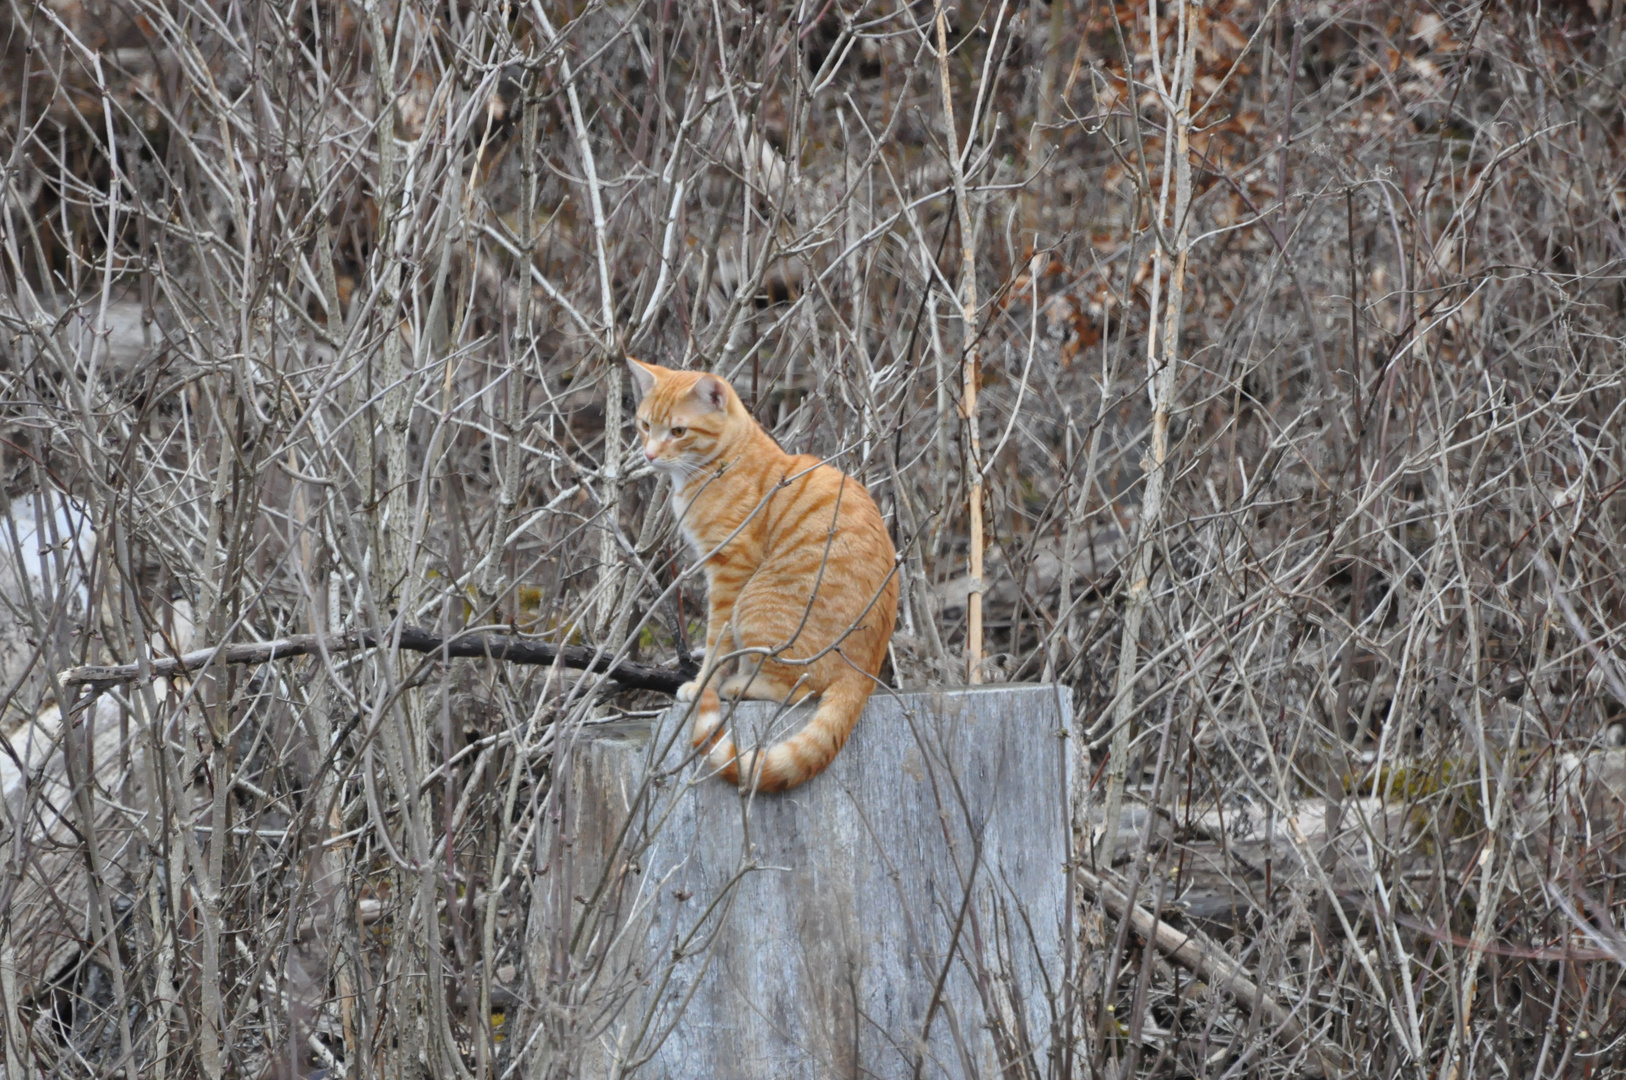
top-left (628, 359), bottom-right (898, 792)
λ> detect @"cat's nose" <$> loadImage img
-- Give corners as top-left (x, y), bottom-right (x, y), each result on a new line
top-left (644, 446), bottom-right (657, 462)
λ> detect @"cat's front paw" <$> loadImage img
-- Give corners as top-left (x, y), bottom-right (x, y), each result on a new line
top-left (676, 679), bottom-right (701, 702)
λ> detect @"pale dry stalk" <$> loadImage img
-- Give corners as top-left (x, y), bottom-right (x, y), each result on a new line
top-left (481, 63), bottom-right (542, 611)
top-left (530, 1), bottom-right (626, 642)
top-left (1099, 0), bottom-right (1197, 870)
top-left (933, 0), bottom-right (986, 684)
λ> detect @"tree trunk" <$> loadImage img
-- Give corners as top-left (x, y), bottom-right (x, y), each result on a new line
top-left (530, 685), bottom-right (1073, 1080)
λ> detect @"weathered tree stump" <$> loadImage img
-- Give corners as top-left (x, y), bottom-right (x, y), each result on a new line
top-left (530, 684), bottom-right (1073, 1080)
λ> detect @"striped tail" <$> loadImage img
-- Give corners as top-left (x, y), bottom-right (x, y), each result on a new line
top-left (690, 683), bottom-right (726, 751)
top-left (704, 677), bottom-right (872, 793)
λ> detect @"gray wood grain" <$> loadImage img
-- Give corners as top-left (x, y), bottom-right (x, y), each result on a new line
top-left (531, 684), bottom-right (1073, 1080)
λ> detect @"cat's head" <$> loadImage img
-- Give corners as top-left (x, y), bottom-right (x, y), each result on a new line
top-left (627, 360), bottom-right (744, 476)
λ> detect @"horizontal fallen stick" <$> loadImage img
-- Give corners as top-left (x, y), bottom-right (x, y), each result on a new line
top-left (1077, 867), bottom-right (1347, 1078)
top-left (56, 627), bottom-right (691, 694)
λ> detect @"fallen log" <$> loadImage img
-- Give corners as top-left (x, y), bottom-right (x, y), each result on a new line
top-left (1076, 867), bottom-right (1348, 1078)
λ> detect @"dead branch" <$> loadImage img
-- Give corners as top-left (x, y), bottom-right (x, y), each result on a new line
top-left (1076, 868), bottom-right (1350, 1078)
top-left (56, 628), bottom-right (691, 694)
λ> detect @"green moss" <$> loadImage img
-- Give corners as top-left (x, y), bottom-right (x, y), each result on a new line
top-left (1353, 759), bottom-right (1485, 843)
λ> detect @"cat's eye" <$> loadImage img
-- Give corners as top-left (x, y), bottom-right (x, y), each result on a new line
top-left (669, 426), bottom-right (687, 437)
top-left (636, 417), bottom-right (649, 431)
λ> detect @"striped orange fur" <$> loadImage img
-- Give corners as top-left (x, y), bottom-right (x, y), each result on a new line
top-left (628, 359), bottom-right (898, 792)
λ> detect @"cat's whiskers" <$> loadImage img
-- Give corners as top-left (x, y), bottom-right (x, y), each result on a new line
top-left (660, 456), bottom-right (720, 498)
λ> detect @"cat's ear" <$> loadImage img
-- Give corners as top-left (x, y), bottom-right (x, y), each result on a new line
top-left (626, 358), bottom-right (657, 401)
top-left (693, 374), bottom-right (730, 413)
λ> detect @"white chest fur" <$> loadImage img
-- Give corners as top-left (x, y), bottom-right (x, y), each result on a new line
top-left (668, 476), bottom-right (704, 557)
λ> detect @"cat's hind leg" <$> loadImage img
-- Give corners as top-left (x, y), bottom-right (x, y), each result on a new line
top-left (718, 658), bottom-right (811, 703)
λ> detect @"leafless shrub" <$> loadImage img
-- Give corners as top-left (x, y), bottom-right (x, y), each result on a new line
top-left (2, 0), bottom-right (1624, 1075)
